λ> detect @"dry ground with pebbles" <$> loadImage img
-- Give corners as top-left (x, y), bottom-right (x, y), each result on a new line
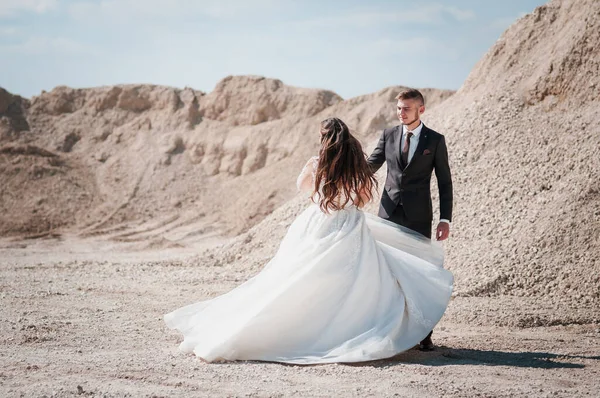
top-left (1, 237), bottom-right (599, 398)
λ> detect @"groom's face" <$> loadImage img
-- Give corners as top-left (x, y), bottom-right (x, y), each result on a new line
top-left (397, 98), bottom-right (424, 126)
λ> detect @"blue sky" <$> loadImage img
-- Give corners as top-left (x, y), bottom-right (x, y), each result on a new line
top-left (0, 0), bottom-right (547, 99)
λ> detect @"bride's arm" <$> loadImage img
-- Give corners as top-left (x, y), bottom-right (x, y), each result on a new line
top-left (296, 156), bottom-right (318, 194)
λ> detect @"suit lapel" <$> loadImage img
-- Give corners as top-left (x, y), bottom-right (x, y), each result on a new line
top-left (395, 125), bottom-right (404, 169)
top-left (405, 124), bottom-right (429, 171)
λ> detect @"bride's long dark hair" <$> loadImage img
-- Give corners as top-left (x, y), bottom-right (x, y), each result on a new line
top-left (313, 117), bottom-right (377, 213)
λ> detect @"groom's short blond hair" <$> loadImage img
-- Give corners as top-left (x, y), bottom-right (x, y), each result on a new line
top-left (396, 89), bottom-right (425, 106)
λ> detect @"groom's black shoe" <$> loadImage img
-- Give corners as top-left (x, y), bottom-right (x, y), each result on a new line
top-left (419, 331), bottom-right (434, 351)
top-left (419, 338), bottom-right (434, 351)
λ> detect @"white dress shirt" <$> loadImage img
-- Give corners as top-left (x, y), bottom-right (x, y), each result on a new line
top-left (402, 122), bottom-right (450, 225)
top-left (401, 123), bottom-right (423, 164)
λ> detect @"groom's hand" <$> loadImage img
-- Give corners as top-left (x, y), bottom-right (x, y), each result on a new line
top-left (436, 222), bottom-right (450, 241)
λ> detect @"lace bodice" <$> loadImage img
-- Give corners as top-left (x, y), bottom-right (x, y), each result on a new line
top-left (296, 156), bottom-right (319, 193)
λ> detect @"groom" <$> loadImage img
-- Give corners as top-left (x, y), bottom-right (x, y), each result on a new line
top-left (367, 88), bottom-right (453, 351)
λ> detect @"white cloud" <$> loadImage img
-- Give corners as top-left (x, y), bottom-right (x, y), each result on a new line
top-left (67, 0), bottom-right (289, 23)
top-left (296, 4), bottom-right (475, 28)
top-left (370, 36), bottom-right (460, 61)
top-left (444, 6), bottom-right (476, 22)
top-left (0, 26), bottom-right (19, 36)
top-left (491, 11), bottom-right (528, 30)
top-left (372, 37), bottom-right (438, 54)
top-left (0, 36), bottom-right (100, 56)
top-left (197, 0), bottom-right (286, 19)
top-left (0, 0), bottom-right (57, 17)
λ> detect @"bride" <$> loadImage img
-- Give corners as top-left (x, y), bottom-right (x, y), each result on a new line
top-left (164, 117), bottom-right (453, 364)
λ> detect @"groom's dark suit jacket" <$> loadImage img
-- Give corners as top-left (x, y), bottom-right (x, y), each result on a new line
top-left (367, 124), bottom-right (453, 224)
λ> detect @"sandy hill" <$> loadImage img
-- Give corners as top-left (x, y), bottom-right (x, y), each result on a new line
top-left (191, 0), bottom-right (600, 326)
top-left (0, 77), bottom-right (452, 246)
top-left (460, 0), bottom-right (599, 106)
top-left (425, 0), bottom-right (600, 304)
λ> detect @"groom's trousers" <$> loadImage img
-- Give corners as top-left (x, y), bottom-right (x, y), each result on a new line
top-left (387, 204), bottom-right (432, 239)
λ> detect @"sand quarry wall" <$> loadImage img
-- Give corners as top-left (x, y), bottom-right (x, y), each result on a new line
top-left (0, 77), bottom-right (452, 240)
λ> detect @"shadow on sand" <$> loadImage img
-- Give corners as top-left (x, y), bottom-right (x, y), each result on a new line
top-left (221, 347), bottom-right (597, 369)
top-left (351, 346), bottom-right (600, 369)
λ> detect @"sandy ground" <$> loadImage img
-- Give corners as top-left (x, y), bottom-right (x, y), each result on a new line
top-left (1, 238), bottom-right (599, 398)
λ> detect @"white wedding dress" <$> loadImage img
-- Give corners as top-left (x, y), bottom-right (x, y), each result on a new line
top-left (164, 157), bottom-right (453, 364)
